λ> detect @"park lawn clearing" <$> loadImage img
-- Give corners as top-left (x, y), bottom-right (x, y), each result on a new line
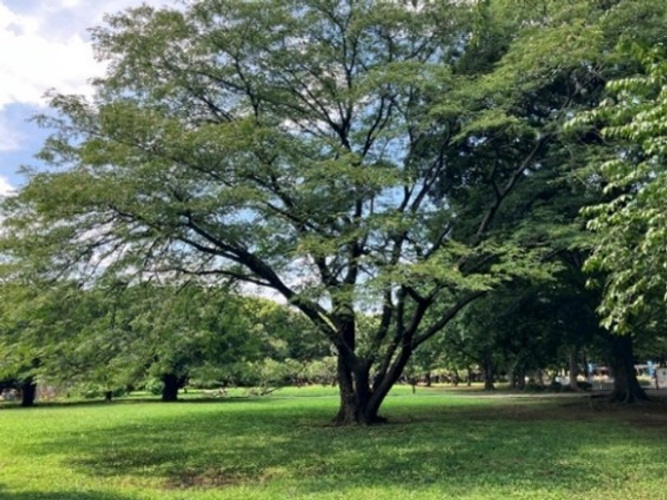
top-left (1, 389), bottom-right (666, 500)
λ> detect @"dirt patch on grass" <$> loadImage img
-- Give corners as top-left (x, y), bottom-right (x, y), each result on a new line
top-left (603, 398), bottom-right (667, 431)
top-left (440, 396), bottom-right (667, 430)
top-left (164, 466), bottom-right (275, 490)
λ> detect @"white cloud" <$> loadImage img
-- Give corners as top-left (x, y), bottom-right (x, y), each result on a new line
top-left (0, 3), bottom-right (102, 109)
top-left (0, 0), bottom-right (174, 150)
top-left (0, 0), bottom-right (174, 110)
top-left (0, 175), bottom-right (15, 196)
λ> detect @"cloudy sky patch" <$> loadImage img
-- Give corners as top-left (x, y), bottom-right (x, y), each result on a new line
top-left (0, 174), bottom-right (15, 196)
top-left (0, 0), bottom-right (174, 189)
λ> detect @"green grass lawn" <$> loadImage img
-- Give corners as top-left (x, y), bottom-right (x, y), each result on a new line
top-left (1, 388), bottom-right (666, 500)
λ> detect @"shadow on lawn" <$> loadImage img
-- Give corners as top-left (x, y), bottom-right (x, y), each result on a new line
top-left (24, 399), bottom-right (667, 496)
top-left (1, 396), bottom-right (264, 411)
top-left (0, 485), bottom-right (130, 500)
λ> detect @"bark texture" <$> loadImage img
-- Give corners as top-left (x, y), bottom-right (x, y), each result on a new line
top-left (483, 359), bottom-right (495, 391)
top-left (608, 335), bottom-right (647, 403)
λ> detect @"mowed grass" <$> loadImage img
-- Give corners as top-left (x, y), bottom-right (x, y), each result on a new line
top-left (1, 387), bottom-right (666, 500)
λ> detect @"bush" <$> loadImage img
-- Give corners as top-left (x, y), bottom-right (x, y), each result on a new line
top-left (143, 378), bottom-right (164, 396)
top-left (76, 384), bottom-right (127, 399)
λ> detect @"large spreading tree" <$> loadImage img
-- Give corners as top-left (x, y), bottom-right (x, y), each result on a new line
top-left (3, 0), bottom-right (665, 422)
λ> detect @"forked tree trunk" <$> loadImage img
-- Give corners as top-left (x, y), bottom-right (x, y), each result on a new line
top-left (20, 379), bottom-right (37, 407)
top-left (332, 342), bottom-right (412, 425)
top-left (334, 382), bottom-right (378, 425)
top-left (608, 335), bottom-right (647, 403)
top-left (329, 292), bottom-right (482, 425)
top-left (333, 352), bottom-right (382, 425)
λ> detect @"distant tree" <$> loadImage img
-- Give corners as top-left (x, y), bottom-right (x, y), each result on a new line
top-left (0, 281), bottom-right (84, 406)
top-left (69, 283), bottom-right (269, 401)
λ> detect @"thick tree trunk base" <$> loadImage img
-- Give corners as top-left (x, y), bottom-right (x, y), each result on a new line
top-left (332, 407), bottom-right (386, 426)
top-left (161, 373), bottom-right (182, 402)
top-left (608, 335), bottom-right (647, 405)
top-left (162, 388), bottom-right (179, 401)
top-left (333, 382), bottom-right (386, 425)
top-left (21, 380), bottom-right (37, 408)
top-left (608, 385), bottom-right (649, 404)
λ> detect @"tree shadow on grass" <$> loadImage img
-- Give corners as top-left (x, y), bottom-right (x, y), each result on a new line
top-left (22, 399), bottom-right (667, 497)
top-left (1, 396), bottom-right (264, 411)
top-left (0, 485), bottom-right (131, 500)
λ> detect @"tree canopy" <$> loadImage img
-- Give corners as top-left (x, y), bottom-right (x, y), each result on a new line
top-left (570, 45), bottom-right (667, 333)
top-left (3, 0), bottom-right (667, 422)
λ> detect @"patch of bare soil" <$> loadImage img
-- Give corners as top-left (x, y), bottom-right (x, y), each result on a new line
top-left (606, 398), bottom-right (667, 431)
top-left (164, 467), bottom-right (274, 490)
top-left (449, 396), bottom-right (667, 429)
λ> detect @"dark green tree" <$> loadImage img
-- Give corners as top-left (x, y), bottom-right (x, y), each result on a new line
top-left (0, 281), bottom-right (87, 406)
top-left (567, 42), bottom-right (667, 401)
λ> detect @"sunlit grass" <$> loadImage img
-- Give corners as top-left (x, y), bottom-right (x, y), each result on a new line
top-left (1, 389), bottom-right (665, 500)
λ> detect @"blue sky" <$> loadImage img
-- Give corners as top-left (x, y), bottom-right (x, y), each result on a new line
top-left (0, 0), bottom-right (172, 195)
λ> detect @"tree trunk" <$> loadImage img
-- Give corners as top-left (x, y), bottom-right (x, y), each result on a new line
top-left (483, 358), bottom-right (495, 391)
top-left (333, 352), bottom-right (384, 425)
top-left (510, 362), bottom-right (525, 390)
top-left (569, 348), bottom-right (579, 391)
top-left (517, 370), bottom-right (526, 390)
top-left (608, 335), bottom-right (647, 403)
top-left (333, 379), bottom-right (379, 425)
top-left (20, 379), bottom-right (37, 407)
top-left (104, 390), bottom-right (113, 402)
top-left (161, 373), bottom-right (182, 402)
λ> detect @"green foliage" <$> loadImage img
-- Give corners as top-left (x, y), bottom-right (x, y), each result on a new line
top-left (570, 45), bottom-right (667, 332)
top-left (0, 278), bottom-right (298, 397)
top-left (143, 377), bottom-right (164, 396)
top-left (441, 262), bottom-right (604, 387)
top-left (4, 0), bottom-right (667, 420)
top-left (0, 281), bottom-right (86, 386)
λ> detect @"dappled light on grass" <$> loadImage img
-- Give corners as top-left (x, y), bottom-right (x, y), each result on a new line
top-left (1, 394), bottom-right (667, 499)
